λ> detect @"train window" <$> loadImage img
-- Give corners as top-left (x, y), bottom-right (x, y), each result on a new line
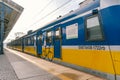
top-left (34, 36), bottom-right (36, 41)
top-left (47, 31), bottom-right (52, 37)
top-left (55, 28), bottom-right (61, 40)
top-left (46, 31), bottom-right (52, 43)
top-left (26, 39), bottom-right (28, 45)
top-left (56, 30), bottom-right (60, 36)
top-left (38, 34), bottom-right (43, 45)
top-left (34, 36), bottom-right (36, 46)
top-left (18, 41), bottom-right (19, 45)
top-left (25, 39), bottom-right (28, 45)
top-left (66, 23), bottom-right (78, 39)
top-left (28, 38), bottom-right (31, 45)
top-left (26, 39), bottom-right (27, 45)
top-left (23, 39), bottom-right (25, 45)
top-left (86, 15), bottom-right (104, 41)
top-left (40, 35), bottom-right (43, 40)
top-left (38, 35), bottom-right (43, 40)
top-left (31, 37), bottom-right (34, 44)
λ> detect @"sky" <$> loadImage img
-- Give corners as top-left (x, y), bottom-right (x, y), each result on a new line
top-left (4, 0), bottom-right (84, 43)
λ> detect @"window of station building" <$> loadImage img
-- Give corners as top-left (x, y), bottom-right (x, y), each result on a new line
top-left (86, 15), bottom-right (104, 41)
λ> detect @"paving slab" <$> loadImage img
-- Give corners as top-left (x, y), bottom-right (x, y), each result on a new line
top-left (4, 49), bottom-right (61, 80)
top-left (22, 74), bottom-right (60, 80)
top-left (0, 54), bottom-right (18, 80)
top-left (11, 61), bottom-right (50, 79)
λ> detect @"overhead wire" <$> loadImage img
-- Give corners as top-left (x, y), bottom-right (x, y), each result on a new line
top-left (33, 0), bottom-right (53, 18)
top-left (29, 0), bottom-right (72, 28)
top-left (50, 0), bottom-right (82, 16)
top-left (25, 0), bottom-right (83, 31)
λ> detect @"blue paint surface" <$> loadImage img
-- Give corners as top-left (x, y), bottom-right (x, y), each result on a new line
top-left (9, 1), bottom-right (120, 57)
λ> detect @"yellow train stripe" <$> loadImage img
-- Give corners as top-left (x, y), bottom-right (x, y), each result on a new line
top-left (24, 46), bottom-right (37, 56)
top-left (61, 48), bottom-right (115, 74)
top-left (111, 51), bottom-right (120, 75)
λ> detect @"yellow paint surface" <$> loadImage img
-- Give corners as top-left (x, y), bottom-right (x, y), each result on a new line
top-left (41, 47), bottom-right (54, 59)
top-left (13, 46), bottom-right (120, 75)
top-left (112, 51), bottom-right (120, 75)
top-left (14, 46), bottom-right (22, 51)
top-left (62, 48), bottom-right (115, 74)
top-left (24, 46), bottom-right (37, 56)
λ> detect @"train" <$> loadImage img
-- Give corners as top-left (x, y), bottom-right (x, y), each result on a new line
top-left (7, 0), bottom-right (120, 80)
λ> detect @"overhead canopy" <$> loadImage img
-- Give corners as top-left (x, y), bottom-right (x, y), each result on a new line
top-left (0, 0), bottom-right (23, 40)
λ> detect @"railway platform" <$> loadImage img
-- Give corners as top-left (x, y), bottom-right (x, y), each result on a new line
top-left (0, 48), bottom-right (105, 80)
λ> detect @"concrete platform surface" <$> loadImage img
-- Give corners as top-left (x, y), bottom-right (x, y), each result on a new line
top-left (3, 48), bottom-right (106, 80)
top-left (0, 53), bottom-right (18, 80)
top-left (4, 49), bottom-right (60, 80)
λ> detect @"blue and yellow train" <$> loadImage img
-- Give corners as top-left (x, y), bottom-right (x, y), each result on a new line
top-left (7, 0), bottom-right (120, 80)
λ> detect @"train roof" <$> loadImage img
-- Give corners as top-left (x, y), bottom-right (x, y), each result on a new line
top-left (14, 0), bottom-right (100, 41)
top-left (36, 0), bottom-right (100, 32)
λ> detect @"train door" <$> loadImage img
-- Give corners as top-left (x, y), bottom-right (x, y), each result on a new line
top-left (37, 34), bottom-right (43, 55)
top-left (22, 38), bottom-right (25, 52)
top-left (46, 31), bottom-right (52, 46)
top-left (21, 38), bottom-right (24, 52)
top-left (54, 27), bottom-right (62, 58)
